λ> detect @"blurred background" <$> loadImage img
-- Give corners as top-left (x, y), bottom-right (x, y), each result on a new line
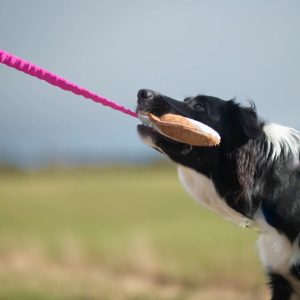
top-left (0, 0), bottom-right (299, 299)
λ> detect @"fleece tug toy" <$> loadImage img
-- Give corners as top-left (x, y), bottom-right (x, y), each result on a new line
top-left (139, 112), bottom-right (221, 146)
top-left (0, 49), bottom-right (221, 147)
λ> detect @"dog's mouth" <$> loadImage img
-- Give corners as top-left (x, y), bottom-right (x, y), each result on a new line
top-left (137, 114), bottom-right (179, 146)
top-left (137, 112), bottom-right (166, 137)
top-left (136, 89), bottom-right (185, 145)
top-left (136, 89), bottom-right (221, 148)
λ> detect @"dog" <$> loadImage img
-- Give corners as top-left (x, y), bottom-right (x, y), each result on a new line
top-left (136, 89), bottom-right (300, 300)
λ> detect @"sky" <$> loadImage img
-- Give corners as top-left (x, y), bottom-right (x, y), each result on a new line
top-left (0, 0), bottom-right (300, 168)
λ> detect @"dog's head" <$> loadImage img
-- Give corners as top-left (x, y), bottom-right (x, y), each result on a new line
top-left (136, 89), bottom-right (262, 172)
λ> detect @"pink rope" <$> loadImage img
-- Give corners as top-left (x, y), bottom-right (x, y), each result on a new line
top-left (0, 49), bottom-right (138, 118)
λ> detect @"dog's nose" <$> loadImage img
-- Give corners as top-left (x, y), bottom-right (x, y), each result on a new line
top-left (137, 89), bottom-right (155, 102)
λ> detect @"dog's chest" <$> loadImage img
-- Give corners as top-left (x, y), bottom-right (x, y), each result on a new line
top-left (177, 166), bottom-right (300, 294)
top-left (177, 166), bottom-right (249, 226)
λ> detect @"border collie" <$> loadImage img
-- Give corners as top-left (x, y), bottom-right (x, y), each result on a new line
top-left (136, 89), bottom-right (300, 300)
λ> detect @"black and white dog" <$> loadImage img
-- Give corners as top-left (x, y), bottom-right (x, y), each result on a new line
top-left (136, 89), bottom-right (300, 300)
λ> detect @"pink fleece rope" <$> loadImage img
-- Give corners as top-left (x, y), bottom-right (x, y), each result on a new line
top-left (0, 49), bottom-right (138, 118)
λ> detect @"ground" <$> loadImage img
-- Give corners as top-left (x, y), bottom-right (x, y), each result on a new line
top-left (0, 165), bottom-right (268, 299)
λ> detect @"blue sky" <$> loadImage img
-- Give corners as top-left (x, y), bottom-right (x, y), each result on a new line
top-left (1, 0), bottom-right (300, 167)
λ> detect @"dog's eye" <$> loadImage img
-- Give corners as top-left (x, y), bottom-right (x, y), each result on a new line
top-left (194, 103), bottom-right (205, 111)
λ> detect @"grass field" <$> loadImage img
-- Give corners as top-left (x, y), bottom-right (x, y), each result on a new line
top-left (0, 166), bottom-right (268, 299)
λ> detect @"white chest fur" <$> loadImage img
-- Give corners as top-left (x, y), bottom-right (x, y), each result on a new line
top-left (178, 165), bottom-right (300, 294)
top-left (177, 166), bottom-right (249, 226)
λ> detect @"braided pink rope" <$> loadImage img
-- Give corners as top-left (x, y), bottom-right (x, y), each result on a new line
top-left (0, 49), bottom-right (138, 118)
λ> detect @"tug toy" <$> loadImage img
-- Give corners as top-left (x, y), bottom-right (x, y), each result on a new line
top-left (0, 49), bottom-right (220, 147)
top-left (138, 112), bottom-right (220, 146)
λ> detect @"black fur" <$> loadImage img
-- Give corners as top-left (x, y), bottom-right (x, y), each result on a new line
top-left (268, 273), bottom-right (293, 300)
top-left (136, 89), bottom-right (300, 299)
top-left (291, 263), bottom-right (300, 280)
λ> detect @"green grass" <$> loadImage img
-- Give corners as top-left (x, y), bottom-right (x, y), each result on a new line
top-left (0, 166), bottom-right (267, 299)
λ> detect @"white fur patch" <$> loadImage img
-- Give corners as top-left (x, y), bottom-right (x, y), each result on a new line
top-left (257, 229), bottom-right (292, 273)
top-left (177, 166), bottom-right (250, 226)
top-left (248, 208), bottom-right (300, 296)
top-left (263, 123), bottom-right (300, 160)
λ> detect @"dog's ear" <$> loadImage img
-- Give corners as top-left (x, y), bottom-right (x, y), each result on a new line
top-left (227, 100), bottom-right (262, 140)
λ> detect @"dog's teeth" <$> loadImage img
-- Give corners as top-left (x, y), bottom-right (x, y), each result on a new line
top-left (138, 113), bottom-right (152, 126)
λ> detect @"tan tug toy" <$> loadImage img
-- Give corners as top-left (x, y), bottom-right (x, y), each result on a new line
top-left (138, 112), bottom-right (221, 147)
